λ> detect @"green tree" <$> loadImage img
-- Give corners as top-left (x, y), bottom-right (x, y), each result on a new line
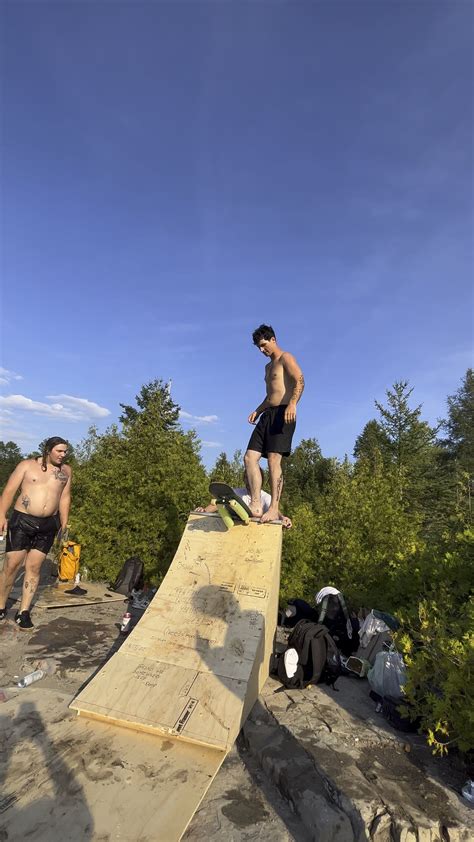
top-left (282, 438), bottom-right (334, 510)
top-left (119, 379), bottom-right (178, 429)
top-left (71, 381), bottom-right (208, 583)
top-left (396, 528), bottom-right (474, 754)
top-left (280, 458), bottom-right (421, 610)
top-left (353, 420), bottom-right (390, 470)
top-left (374, 381), bottom-right (439, 517)
top-left (442, 368), bottom-right (474, 479)
top-left (209, 449), bottom-right (245, 487)
top-left (0, 441), bottom-right (23, 491)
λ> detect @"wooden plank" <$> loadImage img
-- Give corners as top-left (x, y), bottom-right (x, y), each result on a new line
top-left (34, 581), bottom-right (126, 609)
top-left (70, 513), bottom-right (282, 752)
top-left (0, 687), bottom-right (225, 842)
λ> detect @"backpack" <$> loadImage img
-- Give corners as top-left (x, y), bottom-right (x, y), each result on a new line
top-left (110, 557), bottom-right (144, 595)
top-left (58, 542), bottom-right (81, 582)
top-left (277, 620), bottom-right (342, 689)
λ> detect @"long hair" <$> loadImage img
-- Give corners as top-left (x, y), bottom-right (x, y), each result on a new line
top-left (41, 437), bottom-right (68, 472)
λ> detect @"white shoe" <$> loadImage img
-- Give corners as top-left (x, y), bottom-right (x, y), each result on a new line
top-left (284, 647), bottom-right (299, 678)
top-left (462, 780), bottom-right (474, 804)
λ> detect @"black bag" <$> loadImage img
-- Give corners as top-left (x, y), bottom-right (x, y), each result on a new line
top-left (110, 557), bottom-right (144, 595)
top-left (382, 696), bottom-right (421, 733)
top-left (277, 620), bottom-right (342, 689)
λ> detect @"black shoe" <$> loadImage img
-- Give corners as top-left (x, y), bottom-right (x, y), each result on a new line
top-left (0, 607), bottom-right (6, 620)
top-left (14, 610), bottom-right (34, 630)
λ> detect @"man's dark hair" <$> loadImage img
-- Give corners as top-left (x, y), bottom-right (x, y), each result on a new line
top-left (252, 324), bottom-right (276, 345)
top-left (41, 436), bottom-right (68, 472)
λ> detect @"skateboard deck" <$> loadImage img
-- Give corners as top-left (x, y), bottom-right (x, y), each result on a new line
top-left (209, 481), bottom-right (253, 529)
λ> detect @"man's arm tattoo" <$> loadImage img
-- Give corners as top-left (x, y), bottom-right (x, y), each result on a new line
top-left (21, 495), bottom-right (30, 510)
top-left (291, 374), bottom-right (305, 403)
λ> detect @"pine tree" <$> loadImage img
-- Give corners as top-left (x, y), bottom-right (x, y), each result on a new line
top-left (0, 441), bottom-right (23, 491)
top-left (282, 438), bottom-right (334, 510)
top-left (374, 381), bottom-right (438, 514)
top-left (442, 368), bottom-right (474, 478)
top-left (71, 382), bottom-right (208, 582)
top-left (353, 419), bottom-right (391, 470)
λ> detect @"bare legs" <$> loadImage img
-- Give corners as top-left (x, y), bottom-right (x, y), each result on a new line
top-left (244, 449), bottom-right (283, 522)
top-left (0, 550), bottom-right (27, 609)
top-left (260, 452), bottom-right (282, 522)
top-left (19, 549), bottom-right (45, 611)
top-left (0, 548), bottom-right (46, 612)
top-left (244, 450), bottom-right (263, 517)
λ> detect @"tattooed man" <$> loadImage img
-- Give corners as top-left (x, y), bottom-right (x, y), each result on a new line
top-left (245, 325), bottom-right (304, 522)
top-left (0, 436), bottom-right (71, 629)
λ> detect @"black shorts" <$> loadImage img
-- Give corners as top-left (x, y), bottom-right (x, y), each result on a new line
top-left (6, 510), bottom-right (60, 555)
top-left (247, 405), bottom-right (296, 459)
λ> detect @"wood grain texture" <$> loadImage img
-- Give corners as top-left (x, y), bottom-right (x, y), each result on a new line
top-left (70, 514), bottom-right (282, 751)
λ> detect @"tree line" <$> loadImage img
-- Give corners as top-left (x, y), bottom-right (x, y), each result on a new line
top-left (1, 369), bottom-right (472, 754)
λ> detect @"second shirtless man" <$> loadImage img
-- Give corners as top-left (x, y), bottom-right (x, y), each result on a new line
top-left (0, 436), bottom-right (72, 629)
top-left (245, 324), bottom-right (304, 522)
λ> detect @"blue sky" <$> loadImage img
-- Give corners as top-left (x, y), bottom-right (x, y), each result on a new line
top-left (1, 1), bottom-right (472, 467)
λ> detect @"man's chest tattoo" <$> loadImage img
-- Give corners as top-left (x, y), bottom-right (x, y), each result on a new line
top-left (53, 468), bottom-right (68, 483)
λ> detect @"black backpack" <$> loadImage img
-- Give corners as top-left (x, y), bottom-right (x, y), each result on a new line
top-left (277, 620), bottom-right (342, 689)
top-left (110, 557), bottom-right (144, 595)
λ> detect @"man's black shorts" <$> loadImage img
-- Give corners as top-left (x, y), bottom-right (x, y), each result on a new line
top-left (247, 405), bottom-right (296, 459)
top-left (6, 510), bottom-right (59, 555)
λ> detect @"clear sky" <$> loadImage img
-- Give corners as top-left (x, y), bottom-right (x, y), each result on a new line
top-left (1, 1), bottom-right (472, 467)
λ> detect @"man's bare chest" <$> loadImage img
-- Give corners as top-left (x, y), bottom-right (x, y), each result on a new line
top-left (265, 361), bottom-right (284, 387)
top-left (24, 468), bottom-right (68, 489)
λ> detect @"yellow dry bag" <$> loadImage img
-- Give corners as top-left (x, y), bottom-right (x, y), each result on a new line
top-left (58, 541), bottom-right (81, 581)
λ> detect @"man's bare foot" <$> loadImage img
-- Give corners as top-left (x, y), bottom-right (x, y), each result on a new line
top-left (260, 508), bottom-right (279, 523)
top-left (250, 507), bottom-right (263, 518)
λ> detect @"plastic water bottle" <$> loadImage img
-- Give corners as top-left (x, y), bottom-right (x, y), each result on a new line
top-left (17, 658), bottom-right (57, 688)
top-left (18, 669), bottom-right (45, 688)
top-left (120, 611), bottom-right (132, 634)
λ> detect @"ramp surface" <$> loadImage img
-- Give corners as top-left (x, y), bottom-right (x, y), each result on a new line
top-left (71, 513), bottom-right (281, 752)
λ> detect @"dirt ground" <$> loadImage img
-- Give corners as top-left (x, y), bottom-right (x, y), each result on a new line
top-left (0, 556), bottom-right (472, 841)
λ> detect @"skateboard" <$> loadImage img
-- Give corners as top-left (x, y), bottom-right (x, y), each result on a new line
top-left (208, 482), bottom-right (253, 530)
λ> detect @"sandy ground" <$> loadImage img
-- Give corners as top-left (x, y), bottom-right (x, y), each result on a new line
top-left (0, 553), bottom-right (472, 841)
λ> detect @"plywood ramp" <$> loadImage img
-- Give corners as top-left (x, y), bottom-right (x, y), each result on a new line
top-left (0, 687), bottom-right (226, 842)
top-left (70, 513), bottom-right (282, 753)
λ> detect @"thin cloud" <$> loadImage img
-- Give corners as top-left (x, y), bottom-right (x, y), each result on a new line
top-left (201, 441), bottom-right (222, 448)
top-left (0, 367), bottom-right (23, 386)
top-left (179, 410), bottom-right (219, 425)
top-left (47, 394), bottom-right (111, 419)
top-left (0, 393), bottom-right (110, 422)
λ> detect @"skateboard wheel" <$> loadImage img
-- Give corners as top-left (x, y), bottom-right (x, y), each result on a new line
top-left (216, 503), bottom-right (234, 530)
top-left (227, 499), bottom-right (250, 524)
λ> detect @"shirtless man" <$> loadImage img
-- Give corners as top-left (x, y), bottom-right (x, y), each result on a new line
top-left (245, 324), bottom-right (304, 522)
top-left (0, 436), bottom-right (72, 629)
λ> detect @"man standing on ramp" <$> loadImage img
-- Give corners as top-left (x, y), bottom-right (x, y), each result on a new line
top-left (245, 324), bottom-right (304, 522)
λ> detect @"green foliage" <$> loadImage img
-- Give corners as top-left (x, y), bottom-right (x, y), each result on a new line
top-left (281, 458), bottom-right (421, 610)
top-left (282, 438), bottom-right (334, 509)
top-left (70, 381), bottom-right (208, 584)
top-left (353, 420), bottom-right (390, 469)
top-left (0, 441), bottom-right (23, 491)
top-left (280, 503), bottom-right (319, 603)
top-left (395, 529), bottom-right (474, 754)
top-left (441, 368), bottom-right (474, 478)
top-left (209, 449), bottom-right (245, 487)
